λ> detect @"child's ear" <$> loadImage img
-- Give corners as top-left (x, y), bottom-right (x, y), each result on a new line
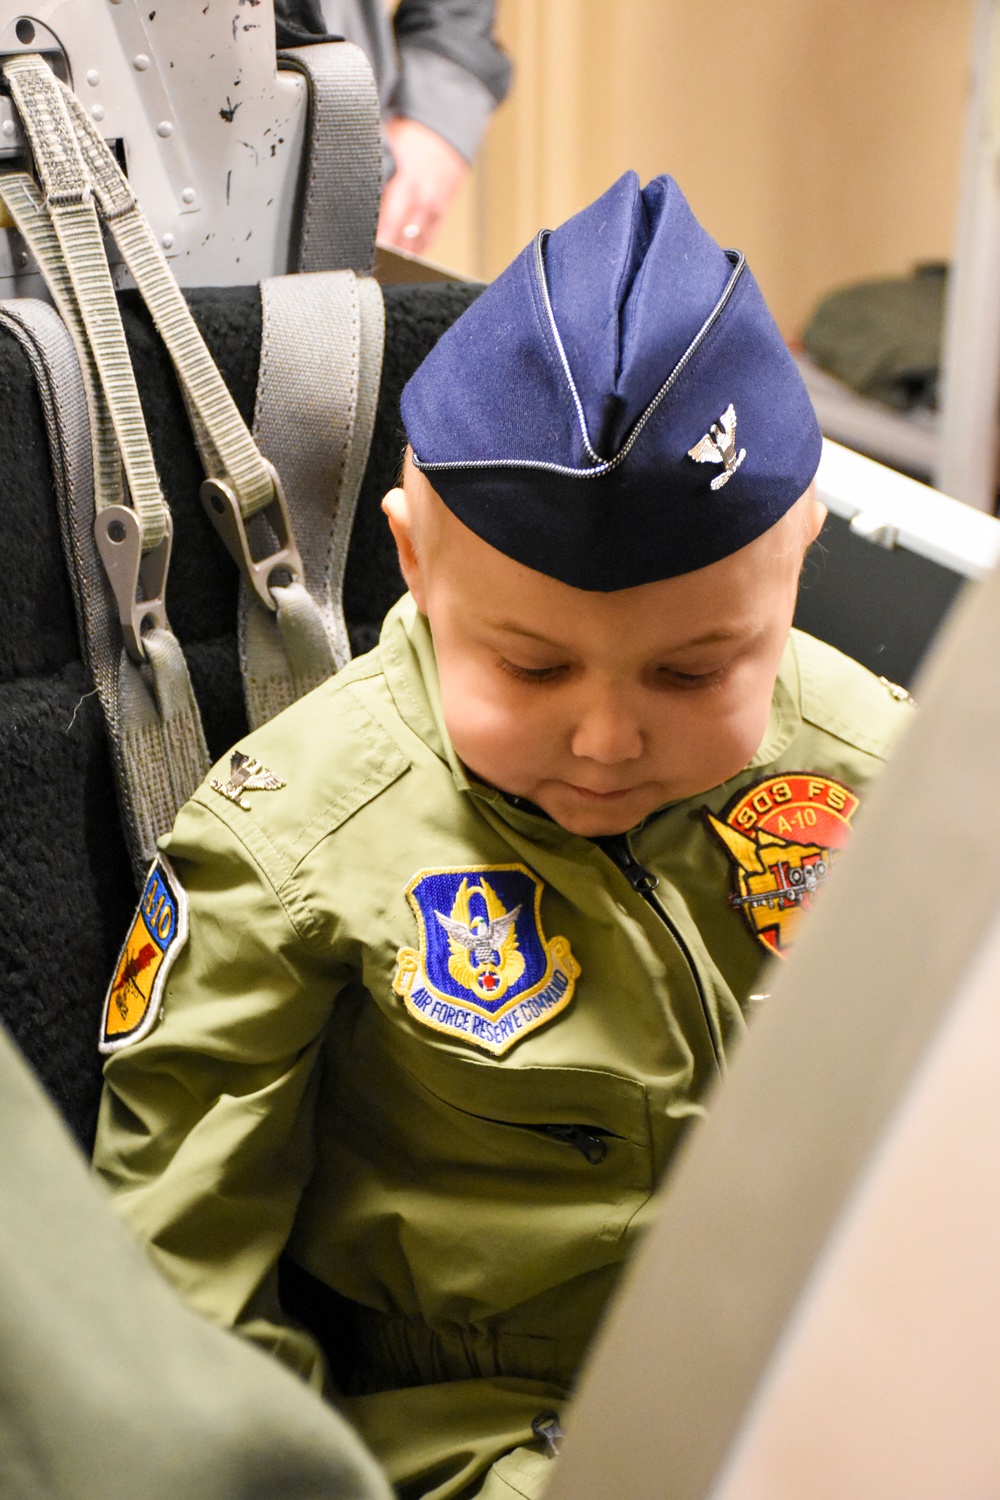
top-left (806, 485), bottom-right (827, 546)
top-left (382, 486), bottom-right (428, 611)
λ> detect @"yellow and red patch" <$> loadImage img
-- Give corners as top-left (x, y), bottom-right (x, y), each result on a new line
top-left (99, 857), bottom-right (187, 1053)
top-left (706, 773), bottom-right (858, 958)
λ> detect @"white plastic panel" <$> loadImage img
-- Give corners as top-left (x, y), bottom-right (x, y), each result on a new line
top-left (817, 437), bottom-right (1000, 580)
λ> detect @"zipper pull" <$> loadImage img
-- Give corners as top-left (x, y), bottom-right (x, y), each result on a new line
top-left (603, 835), bottom-right (659, 894)
top-left (531, 1410), bottom-right (564, 1457)
top-left (538, 1123), bottom-right (608, 1164)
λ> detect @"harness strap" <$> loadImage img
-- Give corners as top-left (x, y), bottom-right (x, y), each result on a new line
top-left (242, 270), bottom-right (384, 726)
top-left (60, 83), bottom-right (277, 527)
top-left (3, 54), bottom-right (168, 551)
top-left (0, 172), bottom-right (123, 514)
top-left (57, 63), bottom-right (374, 724)
top-left (278, 42), bottom-right (382, 275)
top-left (2, 47), bottom-right (384, 815)
top-left (0, 58), bottom-right (213, 872)
top-left (0, 298), bottom-right (209, 880)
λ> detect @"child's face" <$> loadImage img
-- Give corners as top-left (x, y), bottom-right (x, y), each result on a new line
top-left (384, 459), bottom-right (825, 837)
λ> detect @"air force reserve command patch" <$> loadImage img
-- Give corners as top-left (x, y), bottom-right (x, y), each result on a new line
top-left (393, 865), bottom-right (580, 1056)
top-left (706, 773), bottom-right (858, 958)
top-left (99, 857), bottom-right (188, 1054)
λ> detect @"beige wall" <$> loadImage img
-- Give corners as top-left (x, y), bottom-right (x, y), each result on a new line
top-left (434, 0), bottom-right (975, 340)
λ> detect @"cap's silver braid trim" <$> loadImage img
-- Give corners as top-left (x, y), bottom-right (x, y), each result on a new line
top-left (532, 231), bottom-right (605, 464)
top-left (413, 244), bottom-right (747, 481)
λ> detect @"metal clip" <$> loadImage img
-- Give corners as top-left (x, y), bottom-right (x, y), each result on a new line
top-left (531, 1411), bottom-right (564, 1459)
top-left (94, 504), bottom-right (172, 663)
top-left (200, 459), bottom-right (303, 613)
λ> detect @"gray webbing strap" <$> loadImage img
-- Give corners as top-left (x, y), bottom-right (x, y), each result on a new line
top-left (59, 81), bottom-right (276, 526)
top-left (242, 270), bottom-right (385, 727)
top-left (56, 60), bottom-right (373, 725)
top-left (278, 42), bottom-right (382, 275)
top-left (0, 172), bottom-right (123, 513)
top-left (0, 299), bottom-right (209, 883)
top-left (2, 55), bottom-right (168, 552)
top-left (5, 48), bottom-right (383, 798)
top-left (0, 55), bottom-right (211, 877)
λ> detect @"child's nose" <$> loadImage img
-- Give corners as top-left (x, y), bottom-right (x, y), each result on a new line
top-left (570, 700), bottom-right (644, 765)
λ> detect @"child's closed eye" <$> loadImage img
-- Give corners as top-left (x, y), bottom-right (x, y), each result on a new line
top-left (656, 664), bottom-right (727, 688)
top-left (497, 658), bottom-right (568, 683)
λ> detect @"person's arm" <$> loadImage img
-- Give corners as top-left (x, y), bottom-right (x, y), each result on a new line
top-left (379, 0), bottom-right (512, 254)
top-left (93, 796), bottom-right (341, 1387)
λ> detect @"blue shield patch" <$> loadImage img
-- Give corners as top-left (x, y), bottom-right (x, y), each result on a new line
top-left (393, 863), bottom-right (580, 1056)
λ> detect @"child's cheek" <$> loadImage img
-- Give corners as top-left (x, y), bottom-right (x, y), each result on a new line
top-left (439, 677), bottom-right (536, 789)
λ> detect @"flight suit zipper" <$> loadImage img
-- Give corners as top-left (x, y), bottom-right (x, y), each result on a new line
top-left (598, 833), bottom-right (724, 1070)
top-left (526, 1122), bottom-right (610, 1163)
top-left (491, 1117), bottom-right (613, 1164)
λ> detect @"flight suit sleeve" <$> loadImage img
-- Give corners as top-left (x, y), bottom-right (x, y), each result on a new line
top-left (93, 796), bottom-right (344, 1389)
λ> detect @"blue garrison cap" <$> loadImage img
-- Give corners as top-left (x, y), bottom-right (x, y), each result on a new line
top-left (400, 173), bottom-right (822, 591)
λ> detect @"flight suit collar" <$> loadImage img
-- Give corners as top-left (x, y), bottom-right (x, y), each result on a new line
top-left (748, 632), bottom-right (799, 769)
top-left (379, 593), bottom-right (463, 778)
top-left (379, 591), bottom-right (803, 834)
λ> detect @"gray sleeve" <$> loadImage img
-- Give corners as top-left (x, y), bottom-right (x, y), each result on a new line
top-left (393, 44), bottom-right (497, 162)
top-left (391, 0), bottom-right (512, 159)
top-left (392, 0), bottom-right (511, 102)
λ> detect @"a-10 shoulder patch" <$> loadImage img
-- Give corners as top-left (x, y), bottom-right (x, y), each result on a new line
top-left (706, 773), bottom-right (858, 959)
top-left (99, 857), bottom-right (188, 1054)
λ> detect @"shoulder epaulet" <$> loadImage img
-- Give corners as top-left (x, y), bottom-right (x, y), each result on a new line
top-left (791, 630), bottom-right (914, 760)
top-left (194, 668), bottom-right (411, 863)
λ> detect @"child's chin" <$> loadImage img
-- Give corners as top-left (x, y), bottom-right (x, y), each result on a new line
top-left (544, 793), bottom-right (651, 838)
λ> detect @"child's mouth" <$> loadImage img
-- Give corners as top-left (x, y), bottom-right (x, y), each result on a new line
top-left (564, 783), bottom-right (634, 802)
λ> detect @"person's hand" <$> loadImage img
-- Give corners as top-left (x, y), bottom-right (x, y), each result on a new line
top-left (378, 116), bottom-right (469, 256)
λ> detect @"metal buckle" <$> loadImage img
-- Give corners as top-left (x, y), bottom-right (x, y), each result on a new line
top-left (199, 459), bottom-right (303, 613)
top-left (94, 504), bottom-right (171, 663)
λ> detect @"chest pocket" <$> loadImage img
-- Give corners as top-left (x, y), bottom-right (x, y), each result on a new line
top-left (306, 995), bottom-right (656, 1318)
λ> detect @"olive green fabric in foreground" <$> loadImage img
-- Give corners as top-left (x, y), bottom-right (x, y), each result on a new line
top-left (0, 1020), bottom-right (390, 1500)
top-left (94, 596), bottom-right (912, 1497)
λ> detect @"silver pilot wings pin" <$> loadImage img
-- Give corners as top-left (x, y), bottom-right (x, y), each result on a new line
top-left (687, 403), bottom-right (746, 489)
top-left (210, 750), bottom-right (285, 811)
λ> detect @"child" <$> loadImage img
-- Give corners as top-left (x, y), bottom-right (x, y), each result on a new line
top-left (93, 173), bottom-right (911, 1499)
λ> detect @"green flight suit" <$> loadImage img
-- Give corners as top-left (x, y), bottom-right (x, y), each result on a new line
top-left (93, 593), bottom-right (912, 1499)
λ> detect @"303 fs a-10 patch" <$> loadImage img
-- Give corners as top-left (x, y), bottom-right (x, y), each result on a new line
top-left (706, 773), bottom-right (858, 958)
top-left (99, 856), bottom-right (188, 1053)
top-left (393, 864), bottom-right (580, 1056)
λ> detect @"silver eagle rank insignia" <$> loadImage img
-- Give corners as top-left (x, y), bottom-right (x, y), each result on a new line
top-left (687, 403), bottom-right (747, 489)
top-left (210, 750), bottom-right (285, 811)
